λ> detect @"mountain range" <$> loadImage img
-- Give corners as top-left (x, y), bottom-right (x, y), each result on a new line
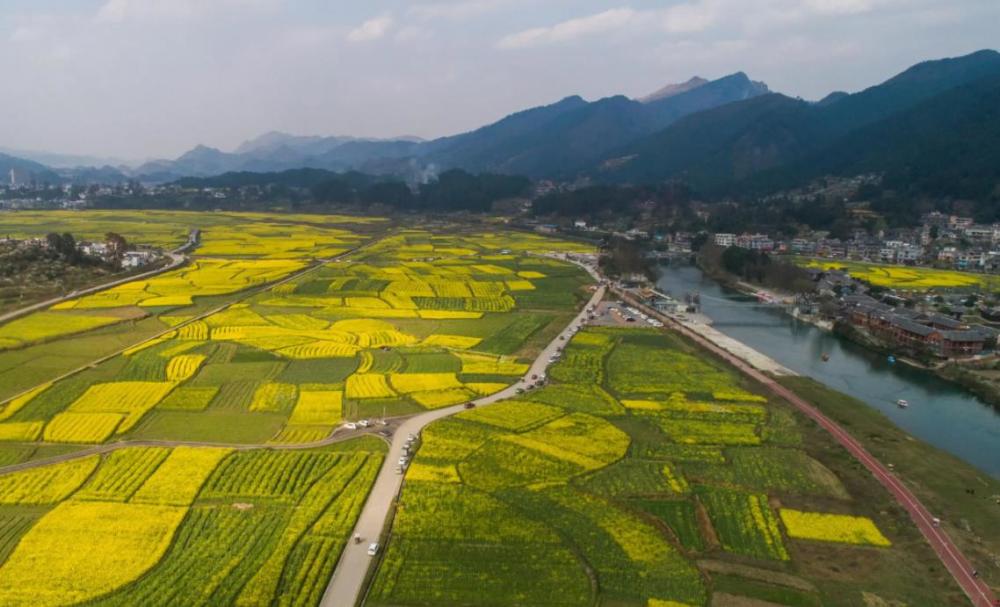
top-left (4, 49), bottom-right (1000, 202)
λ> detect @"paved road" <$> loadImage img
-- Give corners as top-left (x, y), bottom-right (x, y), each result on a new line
top-left (618, 289), bottom-right (998, 607)
top-left (0, 230), bottom-right (199, 325)
top-left (320, 281), bottom-right (606, 607)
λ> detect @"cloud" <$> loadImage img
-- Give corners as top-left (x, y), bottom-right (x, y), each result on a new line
top-left (660, 1), bottom-right (720, 33)
top-left (496, 2), bottom-right (725, 49)
top-left (347, 14), bottom-right (394, 42)
top-left (497, 8), bottom-right (637, 49)
top-left (410, 0), bottom-right (517, 21)
top-left (95, 0), bottom-right (280, 23)
top-left (803, 0), bottom-right (875, 15)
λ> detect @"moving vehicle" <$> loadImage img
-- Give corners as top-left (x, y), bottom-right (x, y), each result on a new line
top-left (367, 543), bottom-right (379, 556)
top-left (463, 402), bottom-right (476, 409)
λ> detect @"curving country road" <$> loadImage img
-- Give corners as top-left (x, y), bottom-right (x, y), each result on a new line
top-left (0, 230), bottom-right (199, 326)
top-left (320, 279), bottom-right (606, 607)
top-left (617, 288), bottom-right (998, 607)
top-left (0, 239), bottom-right (375, 410)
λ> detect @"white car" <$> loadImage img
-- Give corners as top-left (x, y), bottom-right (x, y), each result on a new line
top-left (343, 422), bottom-right (357, 430)
top-left (358, 419), bottom-right (371, 428)
top-left (367, 543), bottom-right (380, 556)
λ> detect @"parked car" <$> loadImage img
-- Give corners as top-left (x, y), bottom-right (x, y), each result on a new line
top-left (367, 543), bottom-right (380, 556)
top-left (343, 422), bottom-right (357, 430)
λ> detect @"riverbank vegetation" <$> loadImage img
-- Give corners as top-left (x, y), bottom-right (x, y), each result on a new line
top-left (777, 376), bottom-right (1000, 591)
top-left (698, 244), bottom-right (815, 294)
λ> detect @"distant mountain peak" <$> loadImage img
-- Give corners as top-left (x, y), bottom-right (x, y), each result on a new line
top-left (639, 76), bottom-right (708, 104)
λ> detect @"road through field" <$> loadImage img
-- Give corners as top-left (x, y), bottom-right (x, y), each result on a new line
top-left (0, 229), bottom-right (199, 325)
top-left (617, 288), bottom-right (998, 607)
top-left (320, 280), bottom-right (606, 607)
top-left (0, 237), bottom-right (379, 409)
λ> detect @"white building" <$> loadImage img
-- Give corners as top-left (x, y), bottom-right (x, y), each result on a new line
top-left (714, 233), bottom-right (736, 247)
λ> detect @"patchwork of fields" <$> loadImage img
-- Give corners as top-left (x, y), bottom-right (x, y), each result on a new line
top-left (0, 212), bottom-right (601, 606)
top-left (0, 226), bottom-right (593, 453)
top-left (0, 211), bottom-right (382, 399)
top-left (0, 439), bottom-right (385, 607)
top-left (800, 258), bottom-right (1000, 291)
top-left (367, 327), bottom-right (952, 606)
top-left (0, 211), bottom-right (972, 606)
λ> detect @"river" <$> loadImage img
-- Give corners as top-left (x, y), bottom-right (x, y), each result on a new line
top-left (657, 263), bottom-right (1000, 478)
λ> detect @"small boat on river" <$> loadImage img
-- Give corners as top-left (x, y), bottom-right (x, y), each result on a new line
top-left (896, 399), bottom-right (909, 408)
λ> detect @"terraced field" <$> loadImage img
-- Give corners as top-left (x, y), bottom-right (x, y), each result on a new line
top-left (367, 327), bottom-right (960, 606)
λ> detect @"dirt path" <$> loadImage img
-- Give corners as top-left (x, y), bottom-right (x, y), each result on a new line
top-left (320, 282), bottom-right (606, 607)
top-left (617, 288), bottom-right (998, 607)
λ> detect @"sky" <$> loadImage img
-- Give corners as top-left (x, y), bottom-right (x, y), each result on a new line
top-left (1, 0), bottom-right (998, 161)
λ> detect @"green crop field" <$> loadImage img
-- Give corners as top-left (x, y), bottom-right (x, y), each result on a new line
top-left (367, 327), bottom-right (967, 607)
top-left (0, 213), bottom-right (600, 606)
top-left (0, 211), bottom-right (968, 607)
top-left (0, 440), bottom-right (384, 607)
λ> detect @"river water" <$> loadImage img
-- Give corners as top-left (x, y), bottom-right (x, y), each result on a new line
top-left (657, 263), bottom-right (1000, 478)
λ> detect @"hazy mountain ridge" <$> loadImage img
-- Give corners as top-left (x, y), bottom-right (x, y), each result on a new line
top-left (108, 72), bottom-right (768, 181)
top-left (639, 77), bottom-right (710, 103)
top-left (4, 49), bottom-right (999, 203)
top-left (597, 49), bottom-right (1000, 195)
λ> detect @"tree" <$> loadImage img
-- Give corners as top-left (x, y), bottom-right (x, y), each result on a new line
top-left (360, 181), bottom-right (414, 209)
top-left (105, 232), bottom-right (128, 260)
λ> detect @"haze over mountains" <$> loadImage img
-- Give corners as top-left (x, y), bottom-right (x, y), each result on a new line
top-left (4, 49), bottom-right (1000, 202)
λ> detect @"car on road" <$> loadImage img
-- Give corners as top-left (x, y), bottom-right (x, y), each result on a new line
top-left (463, 402), bottom-right (476, 409)
top-left (358, 419), bottom-right (371, 428)
top-left (367, 543), bottom-right (379, 556)
top-left (395, 466), bottom-right (403, 474)
top-left (516, 388), bottom-right (525, 394)
top-left (343, 422), bottom-right (357, 430)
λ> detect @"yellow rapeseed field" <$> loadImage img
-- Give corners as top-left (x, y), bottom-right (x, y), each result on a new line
top-left (0, 501), bottom-right (186, 607)
top-left (165, 354), bottom-right (206, 381)
top-left (131, 446), bottom-right (232, 506)
top-left (43, 412), bottom-right (123, 443)
top-left (389, 373), bottom-right (463, 394)
top-left (287, 390), bottom-right (343, 426)
top-left (345, 374), bottom-right (397, 399)
top-left (0, 312), bottom-right (121, 350)
top-left (780, 509), bottom-right (891, 547)
top-left (0, 383), bottom-right (52, 422)
top-left (0, 421), bottom-right (43, 441)
top-left (0, 456), bottom-right (99, 504)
